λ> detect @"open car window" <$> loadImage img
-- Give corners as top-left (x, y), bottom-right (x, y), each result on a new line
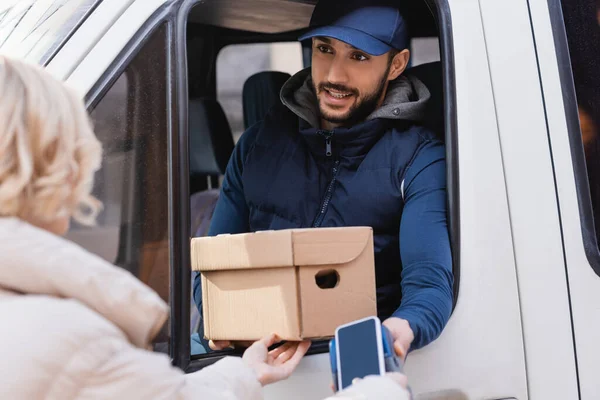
top-left (186, 0), bottom-right (455, 365)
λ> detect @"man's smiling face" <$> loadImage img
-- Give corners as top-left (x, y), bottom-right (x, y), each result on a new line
top-left (311, 36), bottom-right (409, 129)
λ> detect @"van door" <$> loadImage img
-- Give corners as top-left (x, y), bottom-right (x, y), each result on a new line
top-left (476, 0), bottom-right (580, 398)
top-left (529, 0), bottom-right (600, 398)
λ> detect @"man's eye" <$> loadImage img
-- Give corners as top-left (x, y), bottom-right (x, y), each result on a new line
top-left (352, 53), bottom-right (368, 61)
top-left (317, 45), bottom-right (332, 54)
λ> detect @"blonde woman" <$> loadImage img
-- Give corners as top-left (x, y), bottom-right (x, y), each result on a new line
top-left (0, 55), bottom-right (410, 400)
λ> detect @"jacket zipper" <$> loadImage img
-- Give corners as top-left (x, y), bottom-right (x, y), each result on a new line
top-left (313, 130), bottom-right (338, 227)
top-left (317, 130), bottom-right (334, 157)
top-left (313, 160), bottom-right (340, 227)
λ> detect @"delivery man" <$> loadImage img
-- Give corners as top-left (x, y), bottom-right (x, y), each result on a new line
top-left (193, 0), bottom-right (454, 358)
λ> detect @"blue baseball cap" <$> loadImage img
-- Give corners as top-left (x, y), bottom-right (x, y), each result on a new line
top-left (298, 0), bottom-right (409, 56)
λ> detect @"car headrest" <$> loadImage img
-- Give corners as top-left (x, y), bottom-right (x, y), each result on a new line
top-left (243, 71), bottom-right (292, 129)
top-left (189, 98), bottom-right (235, 176)
top-left (405, 61), bottom-right (444, 139)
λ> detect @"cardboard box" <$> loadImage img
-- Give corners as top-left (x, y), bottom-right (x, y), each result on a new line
top-left (190, 227), bottom-right (377, 341)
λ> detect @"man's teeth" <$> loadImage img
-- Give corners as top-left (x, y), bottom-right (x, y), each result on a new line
top-left (327, 89), bottom-right (351, 99)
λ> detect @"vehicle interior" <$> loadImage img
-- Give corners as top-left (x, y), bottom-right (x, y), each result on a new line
top-left (183, 0), bottom-right (446, 358)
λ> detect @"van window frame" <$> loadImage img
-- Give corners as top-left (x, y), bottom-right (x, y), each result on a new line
top-left (180, 0), bottom-right (460, 374)
top-left (84, 1), bottom-right (189, 366)
top-left (545, 0), bottom-right (600, 276)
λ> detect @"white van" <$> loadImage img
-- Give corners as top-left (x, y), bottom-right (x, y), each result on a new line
top-left (2, 0), bottom-right (599, 399)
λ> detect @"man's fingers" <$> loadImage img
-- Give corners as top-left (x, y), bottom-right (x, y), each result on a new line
top-left (393, 340), bottom-right (407, 359)
top-left (209, 340), bottom-right (232, 350)
top-left (209, 340), bottom-right (254, 350)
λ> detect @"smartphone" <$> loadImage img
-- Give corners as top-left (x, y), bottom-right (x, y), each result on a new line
top-left (334, 316), bottom-right (386, 391)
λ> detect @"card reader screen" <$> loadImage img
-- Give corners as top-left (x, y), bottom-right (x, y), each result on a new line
top-left (337, 318), bottom-right (383, 389)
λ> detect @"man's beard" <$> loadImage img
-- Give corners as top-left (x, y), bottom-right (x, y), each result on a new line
top-left (313, 64), bottom-right (391, 128)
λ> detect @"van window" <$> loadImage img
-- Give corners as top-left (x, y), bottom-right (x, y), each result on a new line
top-left (216, 42), bottom-right (303, 141)
top-left (558, 0), bottom-right (600, 263)
top-left (66, 23), bottom-right (171, 350)
top-left (186, 0), bottom-right (458, 367)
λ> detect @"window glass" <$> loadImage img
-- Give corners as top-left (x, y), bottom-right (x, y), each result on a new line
top-left (216, 42), bottom-right (303, 141)
top-left (560, 0), bottom-right (600, 245)
top-left (410, 37), bottom-right (440, 66)
top-left (66, 23), bottom-right (171, 351)
top-left (66, 74), bottom-right (127, 263)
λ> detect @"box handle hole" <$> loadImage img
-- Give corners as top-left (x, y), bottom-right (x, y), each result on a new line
top-left (315, 269), bottom-right (340, 289)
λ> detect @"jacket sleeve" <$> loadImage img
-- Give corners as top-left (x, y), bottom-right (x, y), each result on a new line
top-left (192, 124), bottom-right (261, 316)
top-left (323, 376), bottom-right (410, 400)
top-left (81, 338), bottom-right (263, 400)
top-left (392, 139), bottom-right (454, 350)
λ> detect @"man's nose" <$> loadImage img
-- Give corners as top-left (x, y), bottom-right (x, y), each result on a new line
top-left (326, 56), bottom-right (349, 85)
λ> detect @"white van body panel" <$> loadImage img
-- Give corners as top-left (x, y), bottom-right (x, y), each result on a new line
top-left (479, 0), bottom-right (579, 398)
top-left (62, 0), bottom-right (167, 97)
top-left (528, 0), bottom-right (600, 398)
top-left (39, 0), bottom-right (600, 398)
top-left (45, 0), bottom-right (137, 81)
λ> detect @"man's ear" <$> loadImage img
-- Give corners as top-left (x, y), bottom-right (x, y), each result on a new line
top-left (388, 49), bottom-right (410, 81)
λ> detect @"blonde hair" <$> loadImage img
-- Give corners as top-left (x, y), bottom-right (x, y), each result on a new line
top-left (0, 56), bottom-right (103, 226)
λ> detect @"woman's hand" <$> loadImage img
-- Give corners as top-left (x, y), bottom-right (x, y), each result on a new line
top-left (242, 333), bottom-right (311, 386)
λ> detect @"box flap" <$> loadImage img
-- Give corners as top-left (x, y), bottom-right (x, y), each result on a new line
top-left (292, 227), bottom-right (372, 266)
top-left (191, 230), bottom-right (294, 271)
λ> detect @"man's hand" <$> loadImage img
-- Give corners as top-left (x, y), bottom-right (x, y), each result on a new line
top-left (382, 317), bottom-right (414, 360)
top-left (209, 340), bottom-right (254, 351)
